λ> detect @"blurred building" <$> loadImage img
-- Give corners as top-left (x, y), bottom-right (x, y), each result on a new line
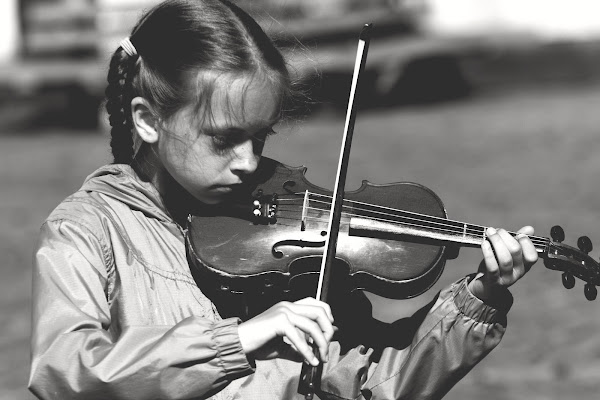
top-left (10, 0), bottom-right (600, 63)
top-left (0, 0), bottom-right (414, 130)
top-left (2, 0), bottom-right (600, 131)
top-left (17, 0), bottom-right (401, 61)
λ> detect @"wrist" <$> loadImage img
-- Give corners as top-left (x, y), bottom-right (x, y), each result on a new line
top-left (237, 320), bottom-right (257, 355)
top-left (467, 273), bottom-right (513, 312)
top-left (468, 274), bottom-right (492, 301)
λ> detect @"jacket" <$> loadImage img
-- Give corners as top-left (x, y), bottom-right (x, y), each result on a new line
top-left (29, 164), bottom-right (510, 400)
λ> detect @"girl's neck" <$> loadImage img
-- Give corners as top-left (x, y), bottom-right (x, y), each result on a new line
top-left (132, 148), bottom-right (199, 227)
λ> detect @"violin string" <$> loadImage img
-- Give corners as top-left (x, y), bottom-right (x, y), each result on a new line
top-left (303, 193), bottom-right (501, 235)
top-left (278, 197), bottom-right (526, 239)
top-left (287, 211), bottom-right (550, 250)
top-left (280, 203), bottom-right (476, 236)
top-left (303, 199), bottom-right (482, 235)
top-left (288, 206), bottom-right (549, 248)
top-left (280, 196), bottom-right (500, 238)
top-left (277, 192), bottom-right (548, 241)
top-left (275, 193), bottom-right (549, 246)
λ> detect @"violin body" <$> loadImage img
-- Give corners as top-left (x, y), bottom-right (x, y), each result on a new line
top-left (186, 157), bottom-right (454, 308)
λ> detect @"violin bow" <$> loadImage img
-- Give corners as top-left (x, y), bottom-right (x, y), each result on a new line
top-left (298, 23), bottom-right (373, 400)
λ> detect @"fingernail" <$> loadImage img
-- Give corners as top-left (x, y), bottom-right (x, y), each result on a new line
top-left (487, 227), bottom-right (497, 236)
top-left (515, 233), bottom-right (528, 240)
top-left (312, 357), bottom-right (319, 366)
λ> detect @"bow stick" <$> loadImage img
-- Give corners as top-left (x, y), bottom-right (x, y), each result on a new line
top-left (297, 23), bottom-right (372, 400)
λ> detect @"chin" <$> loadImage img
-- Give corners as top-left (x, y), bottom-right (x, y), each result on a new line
top-left (201, 198), bottom-right (223, 205)
top-left (193, 192), bottom-right (225, 205)
top-left (193, 196), bottom-right (220, 205)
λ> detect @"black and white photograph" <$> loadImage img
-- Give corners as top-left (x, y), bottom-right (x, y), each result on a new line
top-left (1, 1), bottom-right (600, 399)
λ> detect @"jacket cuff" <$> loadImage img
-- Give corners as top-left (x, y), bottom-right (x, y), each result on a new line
top-left (452, 274), bottom-right (513, 323)
top-left (213, 317), bottom-right (256, 375)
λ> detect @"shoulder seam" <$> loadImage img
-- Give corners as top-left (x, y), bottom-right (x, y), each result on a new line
top-left (45, 197), bottom-right (118, 270)
top-left (42, 216), bottom-right (115, 277)
top-left (49, 194), bottom-right (197, 287)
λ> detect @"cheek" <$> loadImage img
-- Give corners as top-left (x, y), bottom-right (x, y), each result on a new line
top-left (159, 132), bottom-right (198, 169)
top-left (158, 130), bottom-right (233, 185)
top-left (171, 139), bottom-right (226, 187)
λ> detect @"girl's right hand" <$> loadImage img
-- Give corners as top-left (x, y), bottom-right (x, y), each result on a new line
top-left (237, 297), bottom-right (335, 366)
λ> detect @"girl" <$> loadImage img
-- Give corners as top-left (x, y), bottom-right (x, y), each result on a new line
top-left (28, 1), bottom-right (538, 399)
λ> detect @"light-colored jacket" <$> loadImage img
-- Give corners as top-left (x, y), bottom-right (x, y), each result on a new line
top-left (29, 164), bottom-right (510, 400)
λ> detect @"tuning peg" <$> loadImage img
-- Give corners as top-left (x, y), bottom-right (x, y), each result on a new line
top-left (562, 272), bottom-right (575, 289)
top-left (577, 236), bottom-right (593, 254)
top-left (584, 283), bottom-right (597, 301)
top-left (551, 225), bottom-right (565, 242)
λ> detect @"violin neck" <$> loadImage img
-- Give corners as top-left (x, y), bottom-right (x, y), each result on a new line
top-left (349, 217), bottom-right (550, 255)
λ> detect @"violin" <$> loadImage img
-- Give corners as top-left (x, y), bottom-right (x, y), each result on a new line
top-left (186, 156), bottom-right (600, 309)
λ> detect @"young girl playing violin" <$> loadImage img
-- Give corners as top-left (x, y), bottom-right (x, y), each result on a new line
top-left (29, 1), bottom-right (538, 399)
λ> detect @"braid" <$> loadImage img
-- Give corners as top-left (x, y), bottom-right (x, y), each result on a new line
top-left (105, 48), bottom-right (138, 164)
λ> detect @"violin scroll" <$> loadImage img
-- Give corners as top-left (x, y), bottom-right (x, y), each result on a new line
top-left (545, 225), bottom-right (600, 301)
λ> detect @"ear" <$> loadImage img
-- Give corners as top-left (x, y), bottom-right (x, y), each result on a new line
top-left (131, 97), bottom-right (159, 144)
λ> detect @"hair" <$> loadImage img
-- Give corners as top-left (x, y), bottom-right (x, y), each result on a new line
top-left (105, 0), bottom-right (301, 164)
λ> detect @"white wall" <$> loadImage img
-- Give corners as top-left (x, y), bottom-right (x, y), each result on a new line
top-left (0, 0), bottom-right (20, 62)
top-left (418, 0), bottom-right (600, 39)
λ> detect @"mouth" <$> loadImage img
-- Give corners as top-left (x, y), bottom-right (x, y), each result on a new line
top-left (212, 186), bottom-right (234, 193)
top-left (211, 182), bottom-right (244, 193)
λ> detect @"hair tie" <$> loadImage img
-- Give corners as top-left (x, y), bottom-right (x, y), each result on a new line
top-left (120, 37), bottom-right (138, 57)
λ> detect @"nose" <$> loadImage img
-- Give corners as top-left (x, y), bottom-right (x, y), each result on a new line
top-left (230, 138), bottom-right (260, 175)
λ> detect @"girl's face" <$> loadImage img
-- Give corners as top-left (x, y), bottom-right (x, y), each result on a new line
top-left (158, 75), bottom-right (280, 205)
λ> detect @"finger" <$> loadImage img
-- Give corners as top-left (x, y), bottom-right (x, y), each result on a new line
top-left (278, 337), bottom-right (305, 363)
top-left (517, 225), bottom-right (534, 236)
top-left (481, 238), bottom-right (500, 281)
top-left (275, 301), bottom-right (333, 348)
top-left (295, 297), bottom-right (334, 323)
top-left (497, 229), bottom-right (522, 260)
top-left (287, 302), bottom-right (335, 342)
top-left (497, 228), bottom-right (525, 278)
top-left (514, 231), bottom-right (539, 271)
top-left (283, 313), bottom-right (330, 363)
top-left (486, 228), bottom-right (514, 279)
top-left (281, 320), bottom-right (320, 366)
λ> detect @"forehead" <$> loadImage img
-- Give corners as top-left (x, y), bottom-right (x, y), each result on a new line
top-left (196, 72), bottom-right (282, 130)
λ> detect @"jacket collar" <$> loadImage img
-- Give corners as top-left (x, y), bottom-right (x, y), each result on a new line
top-left (81, 164), bottom-right (172, 222)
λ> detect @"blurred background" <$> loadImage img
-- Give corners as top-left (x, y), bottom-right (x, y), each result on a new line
top-left (2, 0), bottom-right (600, 399)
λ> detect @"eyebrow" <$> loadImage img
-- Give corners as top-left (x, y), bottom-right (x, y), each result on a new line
top-left (211, 120), bottom-right (279, 135)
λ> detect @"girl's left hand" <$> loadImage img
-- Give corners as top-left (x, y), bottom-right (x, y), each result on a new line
top-left (469, 225), bottom-right (539, 302)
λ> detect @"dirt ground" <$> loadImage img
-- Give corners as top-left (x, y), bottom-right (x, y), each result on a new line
top-left (2, 83), bottom-right (600, 399)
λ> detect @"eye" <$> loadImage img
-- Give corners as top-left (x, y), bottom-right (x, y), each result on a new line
top-left (253, 127), bottom-right (277, 144)
top-left (206, 126), bottom-right (278, 153)
top-left (210, 134), bottom-right (232, 150)
top-left (204, 130), bottom-right (239, 151)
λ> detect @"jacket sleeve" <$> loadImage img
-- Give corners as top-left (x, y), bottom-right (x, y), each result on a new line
top-left (320, 276), bottom-right (511, 400)
top-left (29, 219), bottom-right (255, 400)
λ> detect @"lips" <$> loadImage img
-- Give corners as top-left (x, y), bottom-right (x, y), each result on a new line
top-left (214, 181), bottom-right (242, 188)
top-left (210, 182), bottom-right (244, 194)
